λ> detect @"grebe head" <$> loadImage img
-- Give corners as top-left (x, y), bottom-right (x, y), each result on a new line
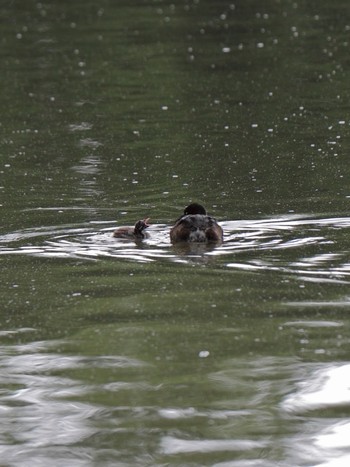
top-left (134, 218), bottom-right (150, 237)
top-left (183, 203), bottom-right (206, 216)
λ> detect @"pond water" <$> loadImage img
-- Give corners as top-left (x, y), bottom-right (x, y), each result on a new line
top-left (1, 0), bottom-right (350, 466)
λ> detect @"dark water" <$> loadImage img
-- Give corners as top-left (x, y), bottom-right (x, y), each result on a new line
top-left (1, 1), bottom-right (350, 465)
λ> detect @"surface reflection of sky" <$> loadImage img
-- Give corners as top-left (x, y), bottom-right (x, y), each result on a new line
top-left (281, 364), bottom-right (350, 466)
top-left (282, 364), bottom-right (350, 412)
top-left (0, 334), bottom-right (149, 466)
top-left (1, 331), bottom-right (350, 465)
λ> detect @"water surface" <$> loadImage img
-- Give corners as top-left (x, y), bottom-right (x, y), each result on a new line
top-left (1, 1), bottom-right (350, 466)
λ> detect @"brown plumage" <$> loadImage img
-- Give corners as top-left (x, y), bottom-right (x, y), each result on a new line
top-left (113, 218), bottom-right (150, 240)
top-left (170, 204), bottom-right (223, 244)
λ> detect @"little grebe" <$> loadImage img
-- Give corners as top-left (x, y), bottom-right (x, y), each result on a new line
top-left (113, 218), bottom-right (150, 239)
top-left (170, 203), bottom-right (223, 243)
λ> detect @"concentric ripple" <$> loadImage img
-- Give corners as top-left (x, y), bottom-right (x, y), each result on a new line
top-left (1, 215), bottom-right (350, 282)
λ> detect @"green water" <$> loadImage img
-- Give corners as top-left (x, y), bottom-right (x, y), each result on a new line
top-left (1, 1), bottom-right (350, 465)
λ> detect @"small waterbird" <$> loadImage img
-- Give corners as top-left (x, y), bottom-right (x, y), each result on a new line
top-left (170, 203), bottom-right (223, 243)
top-left (113, 218), bottom-right (150, 240)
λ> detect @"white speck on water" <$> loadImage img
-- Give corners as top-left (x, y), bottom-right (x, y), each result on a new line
top-left (199, 350), bottom-right (210, 358)
top-left (251, 123), bottom-right (258, 128)
top-left (257, 42), bottom-right (264, 48)
top-left (222, 47), bottom-right (231, 53)
top-left (69, 122), bottom-right (93, 132)
top-left (161, 105), bottom-right (168, 110)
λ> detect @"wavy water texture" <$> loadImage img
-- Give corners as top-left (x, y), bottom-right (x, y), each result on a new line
top-left (1, 215), bottom-right (350, 283)
top-left (0, 334), bottom-right (151, 466)
top-left (1, 335), bottom-right (349, 466)
top-left (280, 363), bottom-right (350, 467)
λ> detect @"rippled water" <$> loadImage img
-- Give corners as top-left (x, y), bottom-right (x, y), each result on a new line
top-left (1, 216), bottom-right (350, 465)
top-left (2, 214), bottom-right (350, 282)
top-left (1, 328), bottom-right (350, 466)
top-left (2, 0), bottom-right (350, 465)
